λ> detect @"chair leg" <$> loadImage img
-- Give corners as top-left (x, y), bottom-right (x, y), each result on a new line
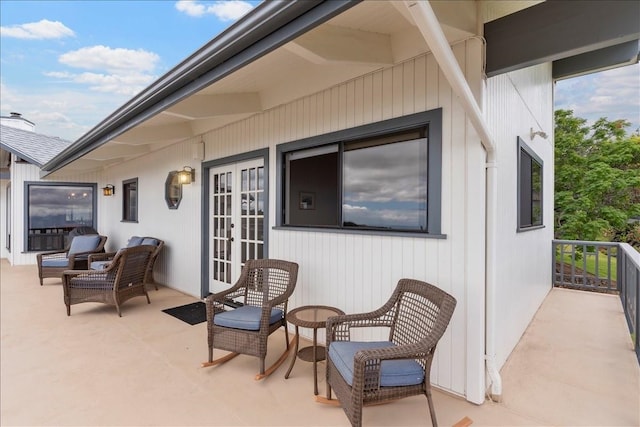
top-left (254, 334), bottom-right (295, 380)
top-left (426, 388), bottom-right (438, 427)
top-left (351, 403), bottom-right (363, 427)
top-left (66, 304), bottom-right (71, 316)
top-left (284, 326), bottom-right (290, 351)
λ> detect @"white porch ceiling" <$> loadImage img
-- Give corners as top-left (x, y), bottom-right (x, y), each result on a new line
top-left (64, 1), bottom-right (536, 174)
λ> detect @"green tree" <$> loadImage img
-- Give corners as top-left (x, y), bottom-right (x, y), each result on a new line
top-left (554, 110), bottom-right (640, 248)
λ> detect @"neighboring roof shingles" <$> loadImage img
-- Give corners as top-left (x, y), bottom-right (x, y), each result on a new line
top-left (0, 125), bottom-right (71, 167)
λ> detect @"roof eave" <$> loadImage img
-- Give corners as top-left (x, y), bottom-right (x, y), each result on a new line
top-left (41, 0), bottom-right (360, 176)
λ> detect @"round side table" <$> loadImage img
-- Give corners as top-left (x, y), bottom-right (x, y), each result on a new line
top-left (285, 305), bottom-right (345, 395)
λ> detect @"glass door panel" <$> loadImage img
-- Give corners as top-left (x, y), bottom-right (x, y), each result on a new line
top-left (209, 159), bottom-right (264, 294)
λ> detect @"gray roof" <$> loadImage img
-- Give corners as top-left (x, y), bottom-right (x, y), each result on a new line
top-left (0, 125), bottom-right (72, 167)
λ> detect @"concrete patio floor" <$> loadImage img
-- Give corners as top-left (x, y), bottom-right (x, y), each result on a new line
top-left (1, 259), bottom-right (638, 426)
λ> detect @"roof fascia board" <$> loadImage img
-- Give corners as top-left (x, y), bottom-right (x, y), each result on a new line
top-left (0, 146), bottom-right (42, 167)
top-left (42, 0), bottom-right (360, 175)
top-left (485, 0), bottom-right (640, 77)
top-left (553, 39), bottom-right (640, 80)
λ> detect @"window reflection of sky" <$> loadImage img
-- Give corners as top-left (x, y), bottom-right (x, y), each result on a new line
top-left (29, 185), bottom-right (94, 229)
top-left (343, 139), bottom-right (427, 230)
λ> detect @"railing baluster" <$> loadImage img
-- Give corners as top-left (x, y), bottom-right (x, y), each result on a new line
top-left (571, 244), bottom-right (576, 286)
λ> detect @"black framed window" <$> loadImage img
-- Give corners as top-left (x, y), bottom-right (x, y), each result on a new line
top-left (24, 182), bottom-right (97, 251)
top-left (277, 110), bottom-right (442, 235)
top-left (517, 136), bottom-right (544, 231)
top-left (122, 178), bottom-right (138, 222)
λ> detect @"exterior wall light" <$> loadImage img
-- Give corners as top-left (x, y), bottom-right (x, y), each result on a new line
top-left (178, 166), bottom-right (195, 184)
top-left (102, 184), bottom-right (115, 196)
top-left (530, 127), bottom-right (548, 140)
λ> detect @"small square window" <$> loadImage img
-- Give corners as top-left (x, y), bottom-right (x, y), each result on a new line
top-left (123, 178), bottom-right (138, 222)
top-left (517, 137), bottom-right (543, 231)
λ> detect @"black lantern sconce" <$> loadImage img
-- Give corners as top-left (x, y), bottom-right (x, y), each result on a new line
top-left (102, 184), bottom-right (115, 196)
top-left (177, 166), bottom-right (195, 184)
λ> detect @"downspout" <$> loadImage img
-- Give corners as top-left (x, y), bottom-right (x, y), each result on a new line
top-left (404, 1), bottom-right (502, 402)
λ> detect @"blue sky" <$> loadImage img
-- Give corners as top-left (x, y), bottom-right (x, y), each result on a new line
top-left (555, 63), bottom-right (640, 134)
top-left (0, 0), bottom-right (260, 141)
top-left (1, 0), bottom-right (638, 142)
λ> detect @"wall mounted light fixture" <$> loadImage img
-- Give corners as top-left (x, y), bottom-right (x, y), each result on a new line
top-left (530, 127), bottom-right (548, 141)
top-left (177, 166), bottom-right (195, 184)
top-left (102, 184), bottom-right (115, 196)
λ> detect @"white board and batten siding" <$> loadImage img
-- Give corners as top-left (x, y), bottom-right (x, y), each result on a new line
top-left (72, 40), bottom-right (489, 402)
top-left (5, 162), bottom-right (44, 265)
top-left (0, 178), bottom-right (9, 260)
top-left (94, 141), bottom-right (201, 290)
top-left (199, 40), bottom-right (487, 400)
top-left (486, 62), bottom-right (555, 372)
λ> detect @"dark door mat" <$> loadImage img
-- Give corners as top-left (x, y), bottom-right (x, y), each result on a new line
top-left (162, 301), bottom-right (208, 325)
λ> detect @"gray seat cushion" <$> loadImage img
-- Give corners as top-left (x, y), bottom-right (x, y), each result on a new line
top-left (41, 258), bottom-right (70, 267)
top-left (69, 274), bottom-right (112, 289)
top-left (141, 238), bottom-right (159, 246)
top-left (68, 235), bottom-right (101, 255)
top-left (126, 236), bottom-right (144, 247)
top-left (90, 261), bottom-right (111, 270)
top-left (329, 341), bottom-right (425, 387)
top-left (213, 306), bottom-right (283, 330)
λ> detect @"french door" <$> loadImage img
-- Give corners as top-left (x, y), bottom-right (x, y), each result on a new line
top-left (209, 159), bottom-right (265, 294)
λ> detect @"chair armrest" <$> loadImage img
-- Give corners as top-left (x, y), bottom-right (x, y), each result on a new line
top-left (206, 285), bottom-right (246, 302)
top-left (354, 342), bottom-right (429, 364)
top-left (62, 268), bottom-right (115, 293)
top-left (37, 250), bottom-right (69, 261)
top-left (205, 286), bottom-right (247, 315)
top-left (347, 342), bottom-right (431, 393)
top-left (63, 268), bottom-right (103, 278)
top-left (88, 252), bottom-right (117, 263)
top-left (326, 310), bottom-right (394, 345)
top-left (69, 249), bottom-right (103, 259)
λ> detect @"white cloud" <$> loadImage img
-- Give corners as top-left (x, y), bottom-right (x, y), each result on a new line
top-left (0, 78), bottom-right (130, 141)
top-left (175, 0), bottom-right (254, 21)
top-left (343, 204), bottom-right (368, 212)
top-left (207, 0), bottom-right (254, 21)
top-left (175, 0), bottom-right (207, 16)
top-left (44, 70), bottom-right (156, 96)
top-left (555, 63), bottom-right (640, 131)
top-left (58, 45), bottom-right (159, 74)
top-left (0, 19), bottom-right (75, 39)
top-left (41, 46), bottom-right (160, 97)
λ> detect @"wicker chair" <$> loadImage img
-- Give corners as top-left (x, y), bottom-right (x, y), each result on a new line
top-left (88, 236), bottom-right (165, 290)
top-left (37, 231), bottom-right (107, 286)
top-left (62, 245), bottom-right (155, 317)
top-left (202, 259), bottom-right (299, 380)
top-left (325, 279), bottom-right (457, 427)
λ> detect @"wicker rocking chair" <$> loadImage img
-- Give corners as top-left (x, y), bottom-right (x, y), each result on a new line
top-left (62, 245), bottom-right (155, 317)
top-left (202, 259), bottom-right (298, 380)
top-left (324, 279), bottom-right (457, 427)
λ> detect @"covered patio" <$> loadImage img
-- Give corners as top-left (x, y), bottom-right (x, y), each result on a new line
top-left (1, 259), bottom-right (638, 426)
